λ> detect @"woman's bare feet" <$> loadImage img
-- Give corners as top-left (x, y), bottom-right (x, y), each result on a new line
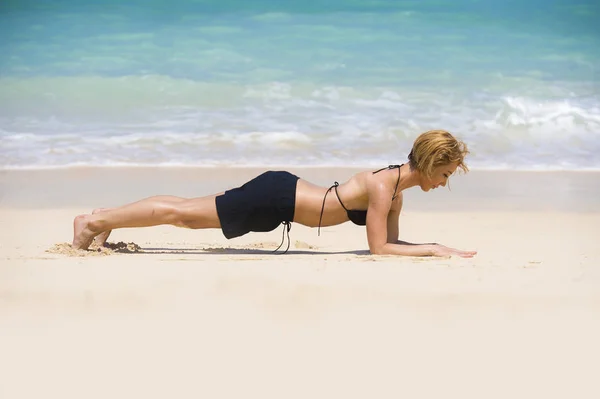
top-left (92, 208), bottom-right (112, 246)
top-left (72, 214), bottom-right (100, 250)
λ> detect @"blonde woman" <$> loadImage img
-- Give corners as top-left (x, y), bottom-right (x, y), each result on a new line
top-left (72, 130), bottom-right (476, 258)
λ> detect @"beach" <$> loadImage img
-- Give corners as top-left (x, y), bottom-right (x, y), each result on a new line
top-left (1, 167), bottom-right (599, 398)
top-left (2, 0), bottom-right (598, 396)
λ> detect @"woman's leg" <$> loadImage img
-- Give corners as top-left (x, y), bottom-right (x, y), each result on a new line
top-left (72, 194), bottom-right (222, 250)
top-left (90, 199), bottom-right (185, 246)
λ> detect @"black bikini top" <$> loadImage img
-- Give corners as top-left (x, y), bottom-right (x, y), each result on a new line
top-left (318, 164), bottom-right (402, 235)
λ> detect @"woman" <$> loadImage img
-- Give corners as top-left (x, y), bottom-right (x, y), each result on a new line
top-left (72, 130), bottom-right (476, 258)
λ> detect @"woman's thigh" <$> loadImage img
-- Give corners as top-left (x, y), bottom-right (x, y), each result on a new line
top-left (178, 194), bottom-right (222, 229)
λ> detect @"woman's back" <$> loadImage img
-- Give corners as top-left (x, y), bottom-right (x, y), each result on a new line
top-left (293, 169), bottom-right (397, 228)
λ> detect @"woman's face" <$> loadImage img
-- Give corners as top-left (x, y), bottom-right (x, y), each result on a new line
top-left (420, 163), bottom-right (458, 192)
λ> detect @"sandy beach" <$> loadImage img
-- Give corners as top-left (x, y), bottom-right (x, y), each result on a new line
top-left (1, 167), bottom-right (599, 399)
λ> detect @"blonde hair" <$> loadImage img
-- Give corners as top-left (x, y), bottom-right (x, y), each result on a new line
top-left (408, 130), bottom-right (469, 178)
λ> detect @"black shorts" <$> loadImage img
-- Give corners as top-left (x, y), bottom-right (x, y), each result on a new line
top-left (215, 171), bottom-right (299, 239)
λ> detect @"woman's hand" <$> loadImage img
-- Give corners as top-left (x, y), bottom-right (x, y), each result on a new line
top-left (430, 244), bottom-right (477, 258)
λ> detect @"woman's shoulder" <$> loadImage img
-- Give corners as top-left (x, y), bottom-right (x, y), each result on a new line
top-left (363, 167), bottom-right (401, 197)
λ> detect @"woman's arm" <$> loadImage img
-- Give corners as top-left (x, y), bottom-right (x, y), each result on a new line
top-left (386, 193), bottom-right (401, 243)
top-left (367, 185), bottom-right (476, 257)
top-left (366, 182), bottom-right (434, 255)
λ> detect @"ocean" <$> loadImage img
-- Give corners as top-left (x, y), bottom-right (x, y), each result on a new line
top-left (1, 0), bottom-right (599, 170)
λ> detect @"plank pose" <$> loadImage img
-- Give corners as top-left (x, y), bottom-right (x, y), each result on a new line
top-left (72, 130), bottom-right (476, 257)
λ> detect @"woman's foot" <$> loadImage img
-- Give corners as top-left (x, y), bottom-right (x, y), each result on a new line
top-left (72, 214), bottom-right (99, 250)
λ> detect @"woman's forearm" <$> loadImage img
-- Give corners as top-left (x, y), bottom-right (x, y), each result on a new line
top-left (370, 242), bottom-right (435, 256)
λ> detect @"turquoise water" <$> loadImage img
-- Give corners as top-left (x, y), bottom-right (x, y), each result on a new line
top-left (1, 0), bottom-right (599, 169)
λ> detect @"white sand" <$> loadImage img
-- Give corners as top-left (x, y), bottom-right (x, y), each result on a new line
top-left (1, 168), bottom-right (599, 399)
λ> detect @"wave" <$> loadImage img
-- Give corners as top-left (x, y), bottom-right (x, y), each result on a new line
top-left (1, 77), bottom-right (599, 170)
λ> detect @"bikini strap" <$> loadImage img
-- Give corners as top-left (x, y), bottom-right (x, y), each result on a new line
top-left (373, 164), bottom-right (403, 200)
top-left (372, 164), bottom-right (401, 174)
top-left (392, 164), bottom-right (403, 200)
top-left (333, 183), bottom-right (350, 211)
top-left (272, 221), bottom-right (292, 254)
top-left (318, 182), bottom-right (340, 236)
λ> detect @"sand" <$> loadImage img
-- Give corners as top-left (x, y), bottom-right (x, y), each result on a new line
top-left (1, 167), bottom-right (599, 399)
